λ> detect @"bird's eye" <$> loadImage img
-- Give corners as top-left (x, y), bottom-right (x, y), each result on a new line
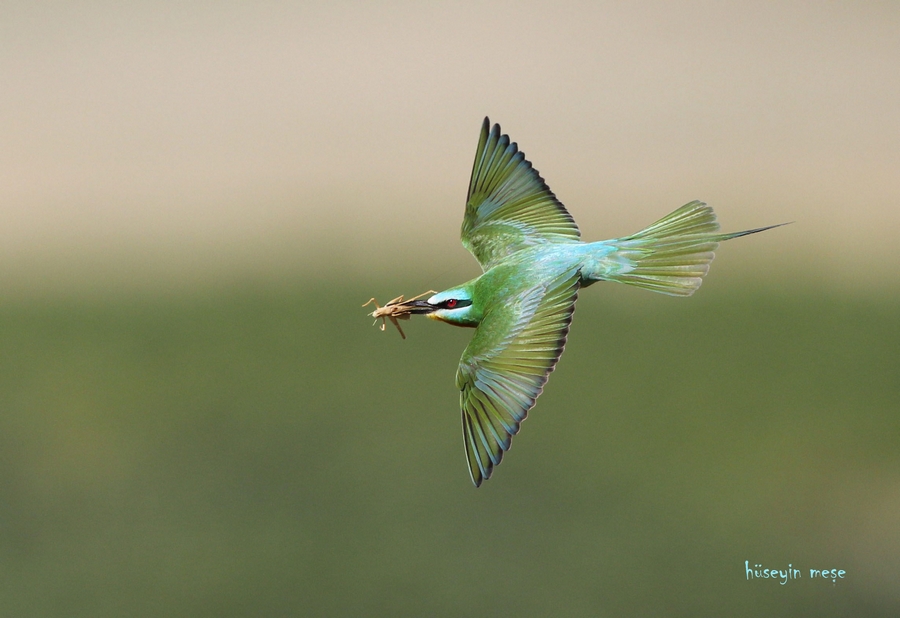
top-left (438, 298), bottom-right (471, 310)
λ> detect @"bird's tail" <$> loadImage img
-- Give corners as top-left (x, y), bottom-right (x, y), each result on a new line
top-left (591, 200), bottom-right (784, 297)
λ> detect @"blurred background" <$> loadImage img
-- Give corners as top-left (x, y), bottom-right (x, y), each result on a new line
top-left (1, 1), bottom-right (898, 616)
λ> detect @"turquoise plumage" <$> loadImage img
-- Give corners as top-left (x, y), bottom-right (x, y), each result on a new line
top-left (375, 117), bottom-right (783, 487)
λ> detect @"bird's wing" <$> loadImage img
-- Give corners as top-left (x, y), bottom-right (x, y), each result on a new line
top-left (456, 272), bottom-right (580, 486)
top-left (461, 118), bottom-right (581, 271)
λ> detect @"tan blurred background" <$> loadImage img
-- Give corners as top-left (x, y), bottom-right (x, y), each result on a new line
top-left (2, 4), bottom-right (899, 616)
top-left (2, 1), bottom-right (898, 294)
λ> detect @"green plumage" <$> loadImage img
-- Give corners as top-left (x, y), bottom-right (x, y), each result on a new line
top-left (388, 117), bottom-right (784, 486)
top-left (462, 118), bottom-right (580, 270)
top-left (457, 270), bottom-right (580, 486)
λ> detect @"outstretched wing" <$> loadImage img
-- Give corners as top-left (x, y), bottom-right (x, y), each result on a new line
top-left (456, 273), bottom-right (580, 486)
top-left (462, 118), bottom-right (580, 271)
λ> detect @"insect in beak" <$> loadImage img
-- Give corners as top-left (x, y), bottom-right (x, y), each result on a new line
top-left (362, 290), bottom-right (437, 339)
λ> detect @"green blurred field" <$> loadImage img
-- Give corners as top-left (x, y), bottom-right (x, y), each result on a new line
top-left (1, 277), bottom-right (897, 617)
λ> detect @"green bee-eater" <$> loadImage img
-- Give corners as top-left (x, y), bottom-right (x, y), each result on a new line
top-left (374, 117), bottom-right (783, 487)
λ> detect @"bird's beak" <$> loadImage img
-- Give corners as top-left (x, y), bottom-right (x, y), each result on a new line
top-left (404, 299), bottom-right (437, 315)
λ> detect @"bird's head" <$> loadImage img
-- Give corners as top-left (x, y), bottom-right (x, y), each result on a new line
top-left (421, 287), bottom-right (478, 327)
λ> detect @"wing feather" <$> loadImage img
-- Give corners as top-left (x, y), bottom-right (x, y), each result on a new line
top-left (456, 274), bottom-right (580, 486)
top-left (461, 118), bottom-right (580, 270)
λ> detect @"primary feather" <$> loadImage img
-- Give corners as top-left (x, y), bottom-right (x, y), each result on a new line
top-left (462, 118), bottom-right (580, 270)
top-left (457, 272), bottom-right (580, 486)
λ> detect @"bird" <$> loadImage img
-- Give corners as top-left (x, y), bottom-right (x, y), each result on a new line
top-left (374, 117), bottom-right (784, 487)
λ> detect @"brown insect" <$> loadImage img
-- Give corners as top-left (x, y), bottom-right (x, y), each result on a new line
top-left (362, 290), bottom-right (437, 339)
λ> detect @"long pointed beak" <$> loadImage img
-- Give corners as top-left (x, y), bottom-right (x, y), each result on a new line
top-left (405, 299), bottom-right (437, 315)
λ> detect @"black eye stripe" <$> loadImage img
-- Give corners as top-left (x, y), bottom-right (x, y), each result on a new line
top-left (440, 298), bottom-right (472, 309)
